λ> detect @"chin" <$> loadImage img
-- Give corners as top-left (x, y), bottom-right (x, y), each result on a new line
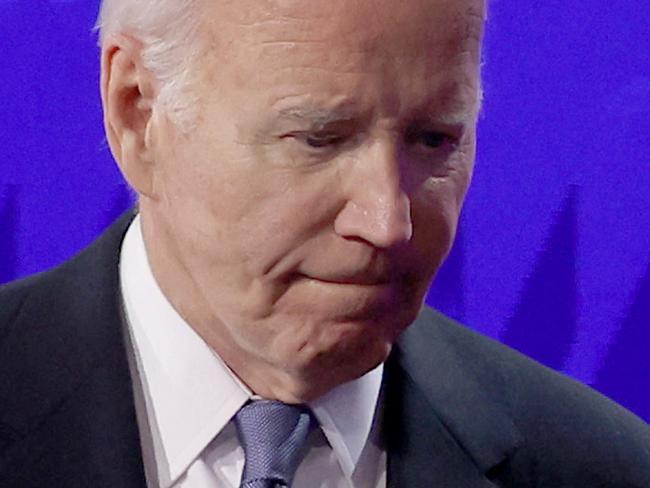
top-left (282, 352), bottom-right (388, 403)
top-left (297, 300), bottom-right (416, 358)
top-left (278, 322), bottom-right (393, 394)
top-left (244, 299), bottom-right (420, 402)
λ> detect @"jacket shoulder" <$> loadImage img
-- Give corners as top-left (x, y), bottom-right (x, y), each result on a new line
top-left (0, 209), bottom-right (135, 335)
top-left (407, 307), bottom-right (650, 486)
top-left (0, 210), bottom-right (135, 442)
top-left (0, 266), bottom-right (68, 341)
top-left (0, 210), bottom-right (146, 485)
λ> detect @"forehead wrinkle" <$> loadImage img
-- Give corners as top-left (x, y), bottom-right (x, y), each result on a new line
top-left (208, 0), bottom-right (359, 39)
top-left (203, 0), bottom-right (396, 61)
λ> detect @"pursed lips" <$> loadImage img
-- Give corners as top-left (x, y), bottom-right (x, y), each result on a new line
top-left (300, 269), bottom-right (395, 286)
top-left (295, 252), bottom-right (410, 287)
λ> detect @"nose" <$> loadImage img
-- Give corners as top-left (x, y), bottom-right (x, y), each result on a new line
top-left (334, 141), bottom-right (413, 249)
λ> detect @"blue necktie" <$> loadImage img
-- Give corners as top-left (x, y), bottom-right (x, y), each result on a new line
top-left (234, 400), bottom-right (315, 488)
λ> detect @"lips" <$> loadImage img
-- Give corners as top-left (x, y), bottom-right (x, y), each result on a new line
top-left (301, 268), bottom-right (394, 286)
top-left (297, 251), bottom-right (408, 286)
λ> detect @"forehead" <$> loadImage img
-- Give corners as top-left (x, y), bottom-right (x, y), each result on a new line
top-left (207, 0), bottom-right (484, 61)
top-left (199, 0), bottom-right (485, 118)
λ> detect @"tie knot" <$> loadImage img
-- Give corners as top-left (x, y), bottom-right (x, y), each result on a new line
top-left (234, 400), bottom-right (315, 488)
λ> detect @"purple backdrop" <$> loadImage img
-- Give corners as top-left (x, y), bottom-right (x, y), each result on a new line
top-left (1, 1), bottom-right (649, 420)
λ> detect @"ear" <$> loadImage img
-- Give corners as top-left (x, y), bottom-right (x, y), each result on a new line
top-left (100, 34), bottom-right (158, 199)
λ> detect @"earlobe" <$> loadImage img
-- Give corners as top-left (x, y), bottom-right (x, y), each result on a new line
top-left (100, 35), bottom-right (158, 199)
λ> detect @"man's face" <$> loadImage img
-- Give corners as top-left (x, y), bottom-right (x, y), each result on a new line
top-left (142, 0), bottom-right (484, 401)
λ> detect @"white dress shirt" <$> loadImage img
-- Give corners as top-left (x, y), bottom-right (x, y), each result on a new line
top-left (119, 214), bottom-right (387, 488)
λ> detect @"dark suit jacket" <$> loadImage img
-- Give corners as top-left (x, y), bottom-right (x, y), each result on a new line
top-left (1, 210), bottom-right (649, 487)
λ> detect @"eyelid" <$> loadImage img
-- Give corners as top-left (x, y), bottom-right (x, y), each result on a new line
top-left (282, 127), bottom-right (357, 148)
top-left (405, 128), bottom-right (449, 142)
top-left (281, 130), bottom-right (344, 140)
top-left (408, 120), bottom-right (466, 142)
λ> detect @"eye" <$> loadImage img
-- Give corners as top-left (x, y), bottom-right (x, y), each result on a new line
top-left (405, 129), bottom-right (454, 150)
top-left (420, 131), bottom-right (448, 149)
top-left (302, 132), bottom-right (347, 149)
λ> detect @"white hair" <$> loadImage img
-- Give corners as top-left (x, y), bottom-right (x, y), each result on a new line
top-left (95, 0), bottom-right (204, 131)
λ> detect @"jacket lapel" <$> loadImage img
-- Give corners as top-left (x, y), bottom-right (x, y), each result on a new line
top-left (0, 209), bottom-right (147, 487)
top-left (384, 308), bottom-right (521, 487)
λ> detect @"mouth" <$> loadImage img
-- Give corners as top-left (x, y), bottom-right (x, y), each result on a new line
top-left (299, 272), bottom-right (393, 287)
top-left (281, 271), bottom-right (415, 321)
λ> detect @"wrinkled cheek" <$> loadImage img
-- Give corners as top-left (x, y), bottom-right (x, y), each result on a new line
top-left (408, 186), bottom-right (466, 290)
top-left (412, 200), bottom-right (456, 257)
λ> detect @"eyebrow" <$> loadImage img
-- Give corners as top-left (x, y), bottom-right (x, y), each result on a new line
top-left (275, 105), bottom-right (359, 127)
top-left (427, 107), bottom-right (478, 127)
top-left (414, 80), bottom-right (483, 127)
top-left (273, 94), bottom-right (480, 129)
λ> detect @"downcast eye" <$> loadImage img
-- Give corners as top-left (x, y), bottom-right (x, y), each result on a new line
top-left (303, 133), bottom-right (346, 148)
top-left (405, 129), bottom-right (451, 149)
top-left (419, 131), bottom-right (447, 149)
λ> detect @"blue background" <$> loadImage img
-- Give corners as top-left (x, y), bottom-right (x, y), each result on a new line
top-left (1, 2), bottom-right (649, 420)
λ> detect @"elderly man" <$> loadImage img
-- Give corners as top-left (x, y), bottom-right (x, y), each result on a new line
top-left (1, 0), bottom-right (649, 487)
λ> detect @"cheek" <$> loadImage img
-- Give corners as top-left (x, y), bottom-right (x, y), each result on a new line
top-left (411, 169), bottom-right (471, 268)
top-left (186, 179), bottom-right (344, 316)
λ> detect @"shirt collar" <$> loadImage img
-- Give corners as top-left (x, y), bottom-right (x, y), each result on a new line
top-left (309, 363), bottom-right (383, 479)
top-left (120, 214), bottom-right (383, 485)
